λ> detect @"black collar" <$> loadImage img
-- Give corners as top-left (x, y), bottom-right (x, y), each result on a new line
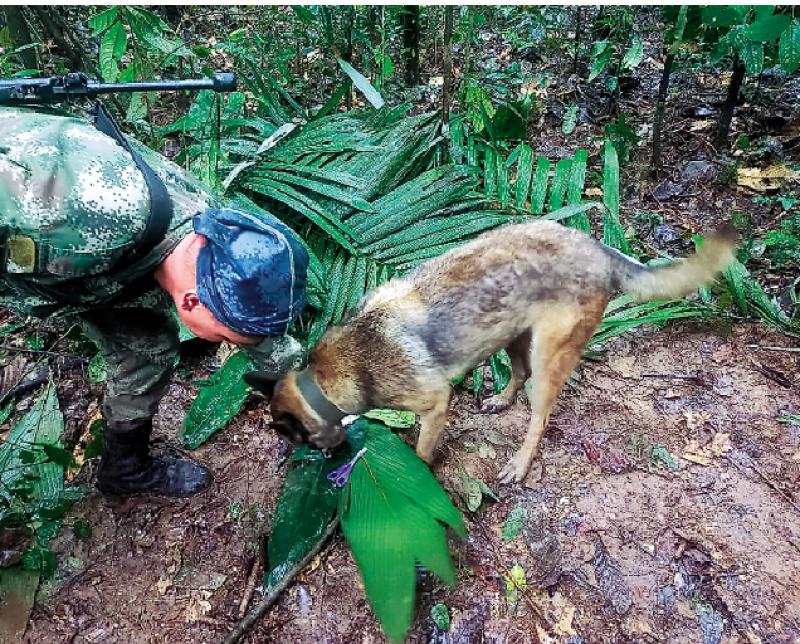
top-left (295, 368), bottom-right (347, 426)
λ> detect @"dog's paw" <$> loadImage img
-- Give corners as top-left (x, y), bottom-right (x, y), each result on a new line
top-left (480, 396), bottom-right (512, 414)
top-left (498, 453), bottom-right (534, 484)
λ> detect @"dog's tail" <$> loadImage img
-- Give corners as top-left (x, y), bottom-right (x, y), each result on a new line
top-left (607, 225), bottom-right (738, 302)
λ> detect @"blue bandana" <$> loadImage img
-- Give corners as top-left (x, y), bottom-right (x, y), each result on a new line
top-left (193, 207), bottom-right (308, 337)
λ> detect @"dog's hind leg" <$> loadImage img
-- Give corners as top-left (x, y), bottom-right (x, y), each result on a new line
top-left (481, 329), bottom-right (533, 414)
top-left (499, 298), bottom-right (606, 484)
top-left (415, 388), bottom-right (452, 465)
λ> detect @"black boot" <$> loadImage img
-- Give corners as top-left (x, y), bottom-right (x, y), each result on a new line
top-left (96, 419), bottom-right (211, 497)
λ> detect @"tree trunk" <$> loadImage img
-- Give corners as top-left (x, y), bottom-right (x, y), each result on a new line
top-left (441, 6), bottom-right (454, 124)
top-left (650, 52), bottom-right (675, 173)
top-left (1, 7), bottom-right (38, 69)
top-left (402, 5), bottom-right (420, 86)
top-left (35, 7), bottom-right (90, 72)
top-left (573, 6), bottom-right (582, 75)
top-left (714, 55), bottom-right (746, 151)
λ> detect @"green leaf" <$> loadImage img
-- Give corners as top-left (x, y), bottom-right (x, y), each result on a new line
top-left (0, 400), bottom-right (12, 425)
top-left (291, 5), bottom-right (316, 24)
top-left (588, 41), bottom-right (612, 81)
top-left (529, 156), bottom-right (551, 214)
top-left (650, 444), bottom-right (679, 471)
top-left (21, 547), bottom-right (56, 577)
top-left (87, 352), bottom-right (107, 383)
top-left (548, 158), bottom-right (572, 211)
top-left (73, 518), bottom-right (92, 541)
top-left (431, 603), bottom-right (451, 631)
top-left (779, 21), bottom-right (800, 73)
top-left (264, 456), bottom-right (340, 591)
top-left (337, 58), bottom-right (385, 109)
top-left (746, 14), bottom-right (790, 43)
top-left (501, 507), bottom-right (526, 542)
top-left (513, 143), bottom-right (534, 209)
top-left (739, 41), bottom-right (764, 74)
top-left (0, 322), bottom-right (25, 336)
top-left (489, 350), bottom-right (512, 395)
top-left (504, 563), bottom-right (527, 605)
top-left (701, 6), bottom-right (739, 29)
top-left (621, 40), bottom-right (644, 70)
top-left (562, 104), bottom-right (578, 135)
top-left (363, 409), bottom-right (417, 429)
top-left (602, 140), bottom-right (630, 254)
top-left (88, 7), bottom-right (119, 35)
top-left (778, 414), bottom-right (800, 427)
top-left (99, 22), bottom-right (127, 82)
top-left (459, 468), bottom-right (499, 512)
top-left (340, 420), bottom-right (464, 642)
top-left (180, 351), bottom-right (253, 449)
top-left (42, 444), bottom-right (74, 468)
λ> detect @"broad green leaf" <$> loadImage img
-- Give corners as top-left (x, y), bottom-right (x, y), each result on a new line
top-left (264, 456), bottom-right (340, 590)
top-left (746, 14), bottom-right (790, 43)
top-left (337, 58), bottom-right (385, 109)
top-left (651, 444), bottom-right (679, 471)
top-left (497, 153), bottom-right (511, 209)
top-left (562, 104), bottom-right (578, 135)
top-left (88, 7), bottom-right (118, 35)
top-left (701, 6), bottom-right (738, 29)
top-left (181, 351), bottom-right (253, 449)
top-left (489, 350), bottom-right (512, 395)
top-left (588, 42), bottom-right (612, 81)
top-left (0, 322), bottom-right (24, 336)
top-left (779, 21), bottom-right (800, 73)
top-left (621, 40), bottom-right (644, 70)
top-left (739, 41), bottom-right (764, 74)
top-left (502, 507), bottom-right (527, 542)
top-left (339, 420), bottom-right (464, 642)
top-left (99, 22), bottom-right (127, 82)
top-left (291, 5), bottom-right (316, 25)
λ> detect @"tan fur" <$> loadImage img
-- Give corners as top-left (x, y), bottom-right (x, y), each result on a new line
top-left (266, 220), bottom-right (738, 483)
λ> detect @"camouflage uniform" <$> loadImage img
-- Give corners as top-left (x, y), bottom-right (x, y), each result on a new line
top-left (0, 105), bottom-right (301, 427)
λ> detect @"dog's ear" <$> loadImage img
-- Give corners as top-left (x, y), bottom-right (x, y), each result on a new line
top-left (244, 371), bottom-right (279, 399)
top-left (270, 414), bottom-right (310, 445)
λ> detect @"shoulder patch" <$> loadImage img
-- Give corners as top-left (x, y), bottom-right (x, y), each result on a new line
top-left (7, 235), bottom-right (36, 273)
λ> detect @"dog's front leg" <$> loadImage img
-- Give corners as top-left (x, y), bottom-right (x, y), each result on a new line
top-left (415, 389), bottom-right (452, 464)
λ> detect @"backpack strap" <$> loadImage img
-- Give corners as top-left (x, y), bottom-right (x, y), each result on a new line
top-left (91, 101), bottom-right (174, 265)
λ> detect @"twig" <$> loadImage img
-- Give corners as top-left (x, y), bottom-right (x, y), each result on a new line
top-left (725, 454), bottom-right (800, 515)
top-left (237, 556), bottom-right (261, 619)
top-left (0, 324), bottom-right (76, 407)
top-left (222, 518), bottom-right (339, 644)
top-left (0, 343), bottom-right (83, 359)
top-left (746, 345), bottom-right (800, 354)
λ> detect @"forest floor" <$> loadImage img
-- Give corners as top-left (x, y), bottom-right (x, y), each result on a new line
top-left (11, 12), bottom-right (800, 644)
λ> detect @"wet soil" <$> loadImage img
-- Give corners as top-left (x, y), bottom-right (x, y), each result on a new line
top-left (24, 322), bottom-right (800, 644)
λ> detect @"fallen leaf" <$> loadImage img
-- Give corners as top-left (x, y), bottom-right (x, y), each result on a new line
top-left (585, 187), bottom-right (604, 197)
top-left (737, 164), bottom-right (800, 192)
top-left (709, 432), bottom-right (731, 456)
top-left (683, 410), bottom-right (711, 432)
top-left (156, 576), bottom-right (172, 596)
top-left (554, 604), bottom-right (577, 637)
top-left (682, 451), bottom-right (712, 466)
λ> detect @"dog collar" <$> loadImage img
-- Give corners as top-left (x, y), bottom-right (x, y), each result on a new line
top-left (295, 368), bottom-right (347, 427)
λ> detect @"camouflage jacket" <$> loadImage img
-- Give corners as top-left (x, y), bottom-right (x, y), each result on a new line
top-left (0, 105), bottom-right (219, 316)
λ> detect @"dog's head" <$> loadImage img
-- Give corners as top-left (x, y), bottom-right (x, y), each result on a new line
top-left (244, 370), bottom-right (346, 450)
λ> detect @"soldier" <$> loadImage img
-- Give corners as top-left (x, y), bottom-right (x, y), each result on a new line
top-left (0, 105), bottom-right (309, 497)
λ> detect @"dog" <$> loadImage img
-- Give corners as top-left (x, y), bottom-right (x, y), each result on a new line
top-left (245, 220), bottom-right (737, 483)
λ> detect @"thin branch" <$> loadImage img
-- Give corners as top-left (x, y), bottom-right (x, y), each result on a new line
top-left (222, 518), bottom-right (340, 644)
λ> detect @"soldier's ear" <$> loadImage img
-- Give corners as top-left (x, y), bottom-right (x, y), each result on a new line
top-left (244, 371), bottom-right (279, 399)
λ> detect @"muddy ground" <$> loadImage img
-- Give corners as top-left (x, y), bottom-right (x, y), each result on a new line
top-left (23, 321), bottom-right (800, 644)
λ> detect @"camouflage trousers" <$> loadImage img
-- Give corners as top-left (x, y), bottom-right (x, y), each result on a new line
top-left (79, 307), bottom-right (179, 425)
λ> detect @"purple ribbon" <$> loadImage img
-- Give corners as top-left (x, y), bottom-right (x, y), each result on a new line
top-left (327, 447), bottom-right (367, 488)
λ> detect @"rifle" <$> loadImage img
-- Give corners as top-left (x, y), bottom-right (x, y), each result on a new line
top-left (0, 71), bottom-right (236, 105)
